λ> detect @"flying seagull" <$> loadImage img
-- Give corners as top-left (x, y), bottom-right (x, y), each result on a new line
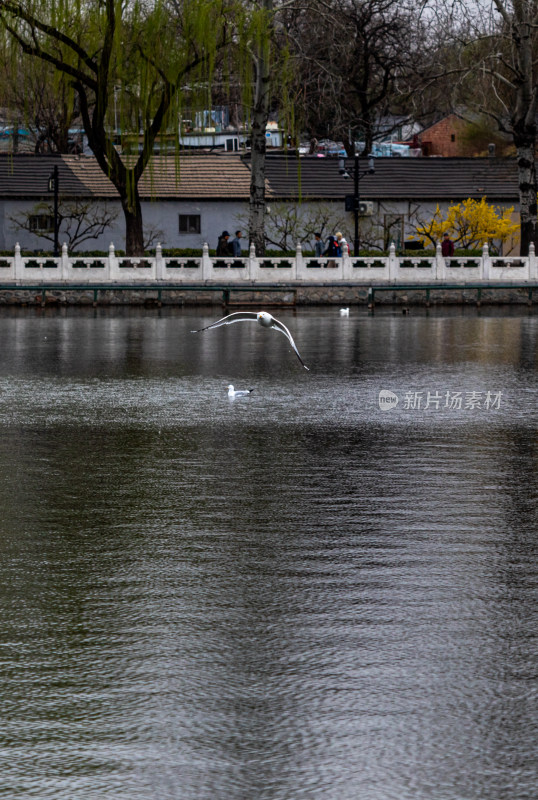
top-left (191, 311), bottom-right (309, 370)
top-left (227, 384), bottom-right (254, 398)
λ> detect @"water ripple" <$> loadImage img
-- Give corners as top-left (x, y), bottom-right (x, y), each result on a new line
top-left (0, 308), bottom-right (536, 799)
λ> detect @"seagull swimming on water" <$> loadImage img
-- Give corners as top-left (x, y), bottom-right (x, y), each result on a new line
top-left (339, 307), bottom-right (350, 317)
top-left (227, 384), bottom-right (254, 398)
top-left (191, 311), bottom-right (309, 370)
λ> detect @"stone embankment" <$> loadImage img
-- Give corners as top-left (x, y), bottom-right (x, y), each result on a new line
top-left (0, 287), bottom-right (533, 308)
top-left (0, 241), bottom-right (536, 306)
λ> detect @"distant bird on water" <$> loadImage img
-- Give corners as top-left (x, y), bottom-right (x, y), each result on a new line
top-left (191, 311), bottom-right (310, 370)
top-left (226, 384), bottom-right (254, 398)
top-left (339, 307), bottom-right (350, 316)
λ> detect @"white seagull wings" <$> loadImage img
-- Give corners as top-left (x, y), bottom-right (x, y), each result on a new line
top-left (191, 311), bottom-right (309, 370)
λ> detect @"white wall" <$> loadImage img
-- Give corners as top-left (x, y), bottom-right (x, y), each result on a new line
top-left (0, 196), bottom-right (520, 253)
top-left (0, 198), bottom-right (249, 253)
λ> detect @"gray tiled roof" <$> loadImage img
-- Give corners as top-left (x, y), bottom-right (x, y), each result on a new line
top-left (0, 154), bottom-right (94, 197)
top-left (263, 155), bottom-right (520, 200)
top-left (0, 152), bottom-right (522, 201)
top-left (0, 152), bottom-right (251, 199)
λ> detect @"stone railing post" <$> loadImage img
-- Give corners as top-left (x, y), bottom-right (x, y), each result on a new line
top-left (14, 242), bottom-right (23, 281)
top-left (342, 241), bottom-right (352, 280)
top-left (107, 242), bottom-right (117, 280)
top-left (436, 241), bottom-right (445, 281)
top-left (155, 242), bottom-right (165, 281)
top-left (482, 242), bottom-right (490, 281)
top-left (248, 242), bottom-right (257, 282)
top-left (201, 242), bottom-right (212, 281)
top-left (61, 242), bottom-right (69, 280)
top-left (295, 241), bottom-right (303, 279)
top-left (529, 242), bottom-right (537, 280)
top-left (388, 241), bottom-right (398, 281)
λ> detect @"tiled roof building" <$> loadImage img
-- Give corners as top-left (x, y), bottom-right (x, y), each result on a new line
top-left (0, 152), bottom-right (522, 202)
top-left (0, 152), bottom-right (524, 254)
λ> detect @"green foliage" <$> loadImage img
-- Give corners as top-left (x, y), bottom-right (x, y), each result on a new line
top-left (68, 249), bottom-right (125, 256)
top-left (0, 0), bottom-right (235, 253)
top-left (0, 245), bottom-right (488, 259)
top-left (358, 249), bottom-right (389, 256)
top-left (454, 248), bottom-right (483, 257)
top-left (398, 248), bottom-right (433, 256)
top-left (158, 248), bottom-right (204, 257)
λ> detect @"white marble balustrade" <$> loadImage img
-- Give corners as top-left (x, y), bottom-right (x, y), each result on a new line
top-left (1, 241), bottom-right (537, 285)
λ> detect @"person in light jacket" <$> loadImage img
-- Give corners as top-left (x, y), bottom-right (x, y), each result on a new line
top-left (231, 230), bottom-right (243, 256)
top-left (314, 232), bottom-right (324, 257)
top-left (335, 232), bottom-right (349, 256)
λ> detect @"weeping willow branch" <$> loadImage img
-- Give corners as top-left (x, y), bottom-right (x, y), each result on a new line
top-left (0, 0), bottom-right (98, 75)
top-left (0, 0), bottom-right (234, 255)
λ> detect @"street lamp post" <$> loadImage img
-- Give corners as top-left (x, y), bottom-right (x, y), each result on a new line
top-left (48, 165), bottom-right (59, 257)
top-left (339, 154), bottom-right (375, 255)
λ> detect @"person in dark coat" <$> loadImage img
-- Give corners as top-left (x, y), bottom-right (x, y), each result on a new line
top-left (324, 235), bottom-right (338, 267)
top-left (324, 235), bottom-right (338, 256)
top-left (216, 230), bottom-right (233, 256)
top-left (441, 232), bottom-right (455, 257)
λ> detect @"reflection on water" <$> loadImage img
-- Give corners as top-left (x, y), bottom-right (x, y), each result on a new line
top-left (0, 306), bottom-right (537, 800)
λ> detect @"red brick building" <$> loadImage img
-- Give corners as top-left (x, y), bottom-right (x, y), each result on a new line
top-left (418, 113), bottom-right (514, 158)
top-left (418, 114), bottom-right (468, 157)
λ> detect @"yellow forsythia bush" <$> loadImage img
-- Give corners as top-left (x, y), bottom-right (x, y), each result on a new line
top-left (414, 198), bottom-right (519, 253)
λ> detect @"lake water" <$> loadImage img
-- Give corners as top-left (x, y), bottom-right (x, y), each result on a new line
top-left (0, 305), bottom-right (536, 800)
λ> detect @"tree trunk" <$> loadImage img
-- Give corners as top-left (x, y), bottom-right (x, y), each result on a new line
top-left (248, 0), bottom-right (273, 257)
top-left (510, 3), bottom-right (538, 256)
top-left (343, 135), bottom-right (354, 157)
top-left (121, 193), bottom-right (145, 256)
top-left (249, 106), bottom-right (269, 256)
top-left (516, 141), bottom-right (538, 256)
top-left (360, 110), bottom-right (374, 156)
top-left (362, 130), bottom-right (374, 157)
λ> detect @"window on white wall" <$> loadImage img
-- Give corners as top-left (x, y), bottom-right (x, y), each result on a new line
top-left (29, 214), bottom-right (55, 232)
top-left (179, 214), bottom-right (201, 234)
